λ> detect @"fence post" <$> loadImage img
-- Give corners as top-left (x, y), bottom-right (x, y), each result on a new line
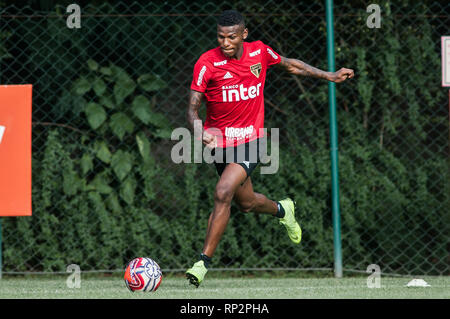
top-left (325, 0), bottom-right (343, 278)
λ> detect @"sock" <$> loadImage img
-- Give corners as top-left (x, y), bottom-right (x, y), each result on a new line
top-left (275, 201), bottom-right (285, 218)
top-left (199, 253), bottom-right (212, 268)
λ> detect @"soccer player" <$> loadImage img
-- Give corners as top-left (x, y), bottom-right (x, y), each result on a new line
top-left (185, 10), bottom-right (354, 287)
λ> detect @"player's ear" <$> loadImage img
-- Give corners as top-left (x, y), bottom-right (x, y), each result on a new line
top-left (242, 28), bottom-right (248, 40)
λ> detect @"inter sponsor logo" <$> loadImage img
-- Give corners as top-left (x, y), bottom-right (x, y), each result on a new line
top-left (214, 60), bottom-right (227, 66)
top-left (222, 83), bottom-right (262, 102)
top-left (249, 49), bottom-right (261, 57)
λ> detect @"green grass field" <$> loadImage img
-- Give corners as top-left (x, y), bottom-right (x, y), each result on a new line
top-left (0, 275), bottom-right (448, 299)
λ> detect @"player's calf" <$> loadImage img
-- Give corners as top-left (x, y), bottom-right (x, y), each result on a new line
top-left (236, 199), bottom-right (255, 213)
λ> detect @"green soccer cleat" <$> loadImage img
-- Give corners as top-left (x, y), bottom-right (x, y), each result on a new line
top-left (186, 260), bottom-right (208, 288)
top-left (278, 198), bottom-right (302, 244)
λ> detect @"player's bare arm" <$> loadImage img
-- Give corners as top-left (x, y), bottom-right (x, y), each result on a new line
top-left (278, 56), bottom-right (354, 83)
top-left (187, 89), bottom-right (216, 148)
top-left (187, 89), bottom-right (203, 135)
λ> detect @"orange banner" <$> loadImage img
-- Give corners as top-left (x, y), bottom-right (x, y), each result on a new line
top-left (0, 85), bottom-right (32, 216)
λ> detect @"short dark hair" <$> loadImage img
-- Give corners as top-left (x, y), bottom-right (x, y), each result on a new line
top-left (217, 10), bottom-right (245, 28)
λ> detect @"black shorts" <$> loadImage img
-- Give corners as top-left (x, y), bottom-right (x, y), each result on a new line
top-left (211, 138), bottom-right (261, 177)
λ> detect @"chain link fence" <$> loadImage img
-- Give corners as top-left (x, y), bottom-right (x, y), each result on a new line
top-left (0, 1), bottom-right (448, 276)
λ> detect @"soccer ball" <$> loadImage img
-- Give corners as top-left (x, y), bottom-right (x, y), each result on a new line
top-left (124, 257), bottom-right (163, 292)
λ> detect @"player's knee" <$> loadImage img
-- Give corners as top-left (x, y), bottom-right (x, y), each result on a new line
top-left (214, 184), bottom-right (234, 204)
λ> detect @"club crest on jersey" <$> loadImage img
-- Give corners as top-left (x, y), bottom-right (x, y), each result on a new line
top-left (250, 63), bottom-right (262, 78)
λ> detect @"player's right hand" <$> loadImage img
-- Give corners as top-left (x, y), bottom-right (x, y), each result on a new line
top-left (202, 131), bottom-right (217, 149)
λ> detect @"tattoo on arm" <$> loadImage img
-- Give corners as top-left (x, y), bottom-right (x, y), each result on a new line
top-left (279, 56), bottom-right (331, 81)
top-left (187, 90), bottom-right (204, 137)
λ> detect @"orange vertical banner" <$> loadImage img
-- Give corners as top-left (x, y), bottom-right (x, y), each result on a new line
top-left (0, 84), bottom-right (32, 216)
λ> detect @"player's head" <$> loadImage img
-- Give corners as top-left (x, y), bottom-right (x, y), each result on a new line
top-left (217, 10), bottom-right (248, 58)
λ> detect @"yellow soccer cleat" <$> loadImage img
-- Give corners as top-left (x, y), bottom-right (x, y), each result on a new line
top-left (278, 198), bottom-right (302, 244)
top-left (186, 260), bottom-right (208, 288)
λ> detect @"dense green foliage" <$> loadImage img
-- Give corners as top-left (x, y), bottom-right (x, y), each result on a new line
top-left (0, 1), bottom-right (448, 275)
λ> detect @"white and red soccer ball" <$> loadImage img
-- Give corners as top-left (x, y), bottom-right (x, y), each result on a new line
top-left (124, 257), bottom-right (162, 292)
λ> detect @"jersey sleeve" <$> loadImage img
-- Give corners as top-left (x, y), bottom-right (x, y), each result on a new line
top-left (263, 43), bottom-right (282, 68)
top-left (190, 56), bottom-right (212, 93)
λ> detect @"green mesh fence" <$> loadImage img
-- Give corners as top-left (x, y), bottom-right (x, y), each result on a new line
top-left (0, 1), bottom-right (448, 276)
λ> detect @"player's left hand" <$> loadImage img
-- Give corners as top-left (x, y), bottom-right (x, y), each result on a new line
top-left (331, 68), bottom-right (354, 83)
top-left (202, 130), bottom-right (217, 149)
